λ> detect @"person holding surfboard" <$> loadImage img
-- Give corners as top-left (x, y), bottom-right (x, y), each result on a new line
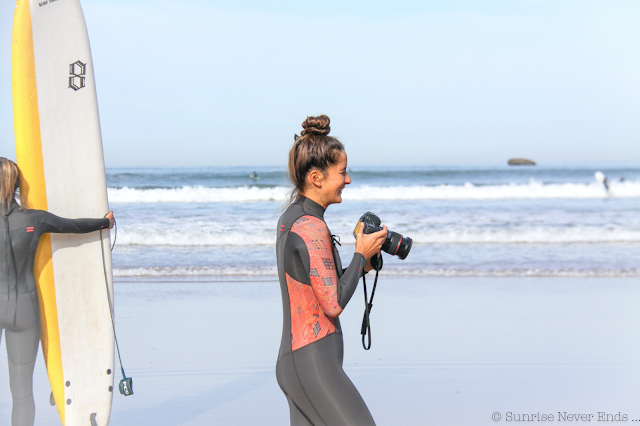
top-left (0, 158), bottom-right (114, 426)
top-left (275, 116), bottom-right (387, 426)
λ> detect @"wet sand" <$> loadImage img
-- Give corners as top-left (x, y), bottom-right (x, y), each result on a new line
top-left (1, 276), bottom-right (640, 425)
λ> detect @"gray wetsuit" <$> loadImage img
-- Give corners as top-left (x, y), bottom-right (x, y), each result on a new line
top-left (276, 196), bottom-right (374, 426)
top-left (0, 201), bottom-right (109, 426)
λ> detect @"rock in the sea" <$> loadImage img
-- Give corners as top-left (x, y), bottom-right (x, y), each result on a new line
top-left (508, 158), bottom-right (536, 166)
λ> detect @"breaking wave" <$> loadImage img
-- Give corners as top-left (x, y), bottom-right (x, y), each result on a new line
top-left (113, 266), bottom-right (640, 278)
top-left (115, 226), bottom-right (640, 246)
top-left (108, 181), bottom-right (640, 204)
top-left (113, 266), bottom-right (277, 277)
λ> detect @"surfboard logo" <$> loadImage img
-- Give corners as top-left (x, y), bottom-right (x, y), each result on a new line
top-left (68, 61), bottom-right (86, 91)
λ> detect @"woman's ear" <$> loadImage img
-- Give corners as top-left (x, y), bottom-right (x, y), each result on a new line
top-left (307, 169), bottom-right (324, 189)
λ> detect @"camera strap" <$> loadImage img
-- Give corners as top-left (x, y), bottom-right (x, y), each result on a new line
top-left (360, 269), bottom-right (379, 350)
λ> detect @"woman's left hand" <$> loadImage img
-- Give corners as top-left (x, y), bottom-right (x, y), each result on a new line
top-left (106, 211), bottom-right (115, 229)
top-left (364, 254), bottom-right (381, 272)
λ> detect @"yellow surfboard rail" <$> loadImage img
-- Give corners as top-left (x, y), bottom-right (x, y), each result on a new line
top-left (11, 0), bottom-right (65, 422)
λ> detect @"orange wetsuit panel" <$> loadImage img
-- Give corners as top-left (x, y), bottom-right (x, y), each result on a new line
top-left (287, 215), bottom-right (342, 351)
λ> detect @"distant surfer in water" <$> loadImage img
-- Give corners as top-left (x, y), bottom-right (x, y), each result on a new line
top-left (250, 171), bottom-right (259, 180)
top-left (594, 171), bottom-right (609, 191)
top-left (0, 158), bottom-right (115, 426)
top-left (276, 116), bottom-right (387, 426)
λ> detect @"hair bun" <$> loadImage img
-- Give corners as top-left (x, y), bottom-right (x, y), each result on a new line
top-left (301, 115), bottom-right (330, 136)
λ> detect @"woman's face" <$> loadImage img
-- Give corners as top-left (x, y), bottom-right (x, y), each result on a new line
top-left (316, 151), bottom-right (351, 208)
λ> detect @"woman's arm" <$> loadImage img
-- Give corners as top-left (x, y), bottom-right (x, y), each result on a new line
top-left (333, 223), bottom-right (387, 307)
top-left (334, 252), bottom-right (367, 310)
top-left (39, 211), bottom-right (111, 234)
top-left (289, 216), bottom-right (366, 318)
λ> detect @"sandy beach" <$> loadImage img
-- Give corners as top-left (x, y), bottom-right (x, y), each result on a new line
top-left (1, 275), bottom-right (639, 425)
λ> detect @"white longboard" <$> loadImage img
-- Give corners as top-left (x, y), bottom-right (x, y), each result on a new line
top-left (12, 0), bottom-right (115, 424)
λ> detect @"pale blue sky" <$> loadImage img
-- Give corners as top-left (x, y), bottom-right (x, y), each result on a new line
top-left (1, 0), bottom-right (639, 167)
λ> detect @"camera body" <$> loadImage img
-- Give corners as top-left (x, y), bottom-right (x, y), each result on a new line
top-left (353, 212), bottom-right (412, 262)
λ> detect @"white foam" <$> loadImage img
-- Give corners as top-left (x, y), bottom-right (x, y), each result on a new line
top-left (113, 266), bottom-right (277, 277)
top-left (108, 186), bottom-right (288, 203)
top-left (115, 226), bottom-right (640, 246)
top-left (341, 181), bottom-right (640, 200)
top-left (113, 266), bottom-right (639, 278)
top-left (406, 227), bottom-right (640, 244)
top-left (380, 268), bottom-right (640, 277)
top-left (108, 181), bottom-right (640, 204)
top-left (116, 230), bottom-right (275, 246)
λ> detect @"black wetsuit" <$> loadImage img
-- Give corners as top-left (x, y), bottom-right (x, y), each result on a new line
top-left (276, 196), bottom-right (375, 426)
top-left (0, 201), bottom-right (109, 426)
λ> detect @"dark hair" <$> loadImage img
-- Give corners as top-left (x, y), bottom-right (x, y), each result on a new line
top-left (0, 157), bottom-right (22, 208)
top-left (287, 115), bottom-right (345, 204)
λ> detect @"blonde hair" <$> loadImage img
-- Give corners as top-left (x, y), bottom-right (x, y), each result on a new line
top-left (0, 158), bottom-right (23, 208)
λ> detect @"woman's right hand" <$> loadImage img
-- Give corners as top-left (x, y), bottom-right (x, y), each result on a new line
top-left (355, 222), bottom-right (388, 261)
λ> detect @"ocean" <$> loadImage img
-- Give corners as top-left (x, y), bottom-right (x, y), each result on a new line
top-left (107, 164), bottom-right (640, 279)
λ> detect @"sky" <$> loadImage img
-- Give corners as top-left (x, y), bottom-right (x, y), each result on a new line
top-left (1, 0), bottom-right (639, 167)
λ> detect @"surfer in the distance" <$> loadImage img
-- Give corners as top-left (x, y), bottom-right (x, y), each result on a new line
top-left (594, 171), bottom-right (610, 192)
top-left (0, 158), bottom-right (115, 426)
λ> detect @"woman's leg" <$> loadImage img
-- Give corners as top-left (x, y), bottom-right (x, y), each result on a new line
top-left (286, 334), bottom-right (376, 426)
top-left (287, 396), bottom-right (314, 426)
top-left (6, 327), bottom-right (38, 426)
top-left (5, 293), bottom-right (40, 426)
top-left (278, 353), bottom-right (315, 426)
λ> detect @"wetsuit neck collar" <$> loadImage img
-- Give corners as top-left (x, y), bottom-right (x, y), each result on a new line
top-left (295, 196), bottom-right (326, 219)
top-left (0, 201), bottom-right (19, 216)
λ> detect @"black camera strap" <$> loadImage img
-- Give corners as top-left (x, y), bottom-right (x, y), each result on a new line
top-left (360, 269), bottom-right (379, 350)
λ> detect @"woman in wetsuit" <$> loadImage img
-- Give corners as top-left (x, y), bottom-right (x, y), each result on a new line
top-left (0, 157), bottom-right (114, 426)
top-left (276, 116), bottom-right (388, 426)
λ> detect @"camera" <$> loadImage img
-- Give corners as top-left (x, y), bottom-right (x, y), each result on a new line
top-left (353, 212), bottom-right (412, 260)
top-left (353, 212), bottom-right (412, 349)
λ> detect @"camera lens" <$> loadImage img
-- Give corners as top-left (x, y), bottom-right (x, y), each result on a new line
top-left (396, 236), bottom-right (412, 259)
top-left (382, 231), bottom-right (412, 260)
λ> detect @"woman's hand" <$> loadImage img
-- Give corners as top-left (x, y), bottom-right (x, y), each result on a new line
top-left (355, 222), bottom-right (387, 263)
top-left (106, 211), bottom-right (115, 229)
top-left (364, 254), bottom-right (381, 272)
